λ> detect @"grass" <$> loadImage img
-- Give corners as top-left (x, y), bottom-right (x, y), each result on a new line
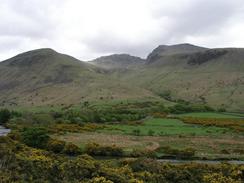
top-left (53, 115), bottom-right (244, 160)
top-left (99, 118), bottom-right (232, 136)
top-left (173, 112), bottom-right (244, 119)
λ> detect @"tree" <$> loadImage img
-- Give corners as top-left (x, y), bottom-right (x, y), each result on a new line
top-left (0, 109), bottom-right (11, 125)
top-left (21, 127), bottom-right (49, 148)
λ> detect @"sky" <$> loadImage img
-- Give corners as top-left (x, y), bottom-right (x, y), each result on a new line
top-left (1, 0), bottom-right (244, 61)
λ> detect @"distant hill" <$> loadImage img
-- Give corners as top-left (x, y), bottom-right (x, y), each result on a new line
top-left (0, 49), bottom-right (156, 107)
top-left (90, 54), bottom-right (145, 69)
top-left (1, 44), bottom-right (244, 111)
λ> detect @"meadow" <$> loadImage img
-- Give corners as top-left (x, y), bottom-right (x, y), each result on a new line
top-left (54, 114), bottom-right (244, 160)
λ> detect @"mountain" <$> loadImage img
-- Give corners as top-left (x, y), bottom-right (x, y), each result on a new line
top-left (1, 44), bottom-right (244, 111)
top-left (0, 49), bottom-right (156, 107)
top-left (90, 54), bottom-right (145, 69)
top-left (115, 46), bottom-right (244, 111)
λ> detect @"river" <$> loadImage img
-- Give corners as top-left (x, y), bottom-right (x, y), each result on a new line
top-left (0, 125), bottom-right (10, 136)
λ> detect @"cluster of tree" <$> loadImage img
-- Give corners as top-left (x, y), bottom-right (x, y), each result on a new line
top-left (52, 108), bottom-right (147, 124)
top-left (0, 136), bottom-right (243, 182)
top-left (55, 101), bottom-right (168, 124)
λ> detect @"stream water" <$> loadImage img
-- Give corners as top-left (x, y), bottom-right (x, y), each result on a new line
top-left (0, 125), bottom-right (10, 136)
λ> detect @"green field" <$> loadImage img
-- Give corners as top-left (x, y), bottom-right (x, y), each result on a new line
top-left (99, 118), bottom-right (233, 136)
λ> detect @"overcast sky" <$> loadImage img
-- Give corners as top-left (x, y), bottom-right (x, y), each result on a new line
top-left (1, 0), bottom-right (244, 61)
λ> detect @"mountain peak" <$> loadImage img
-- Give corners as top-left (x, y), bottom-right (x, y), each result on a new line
top-left (147, 43), bottom-right (208, 62)
top-left (1, 48), bottom-right (65, 67)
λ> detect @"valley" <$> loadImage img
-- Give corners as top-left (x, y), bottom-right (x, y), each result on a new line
top-left (1, 44), bottom-right (244, 182)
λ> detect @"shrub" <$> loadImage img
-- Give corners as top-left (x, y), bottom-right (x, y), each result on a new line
top-left (21, 127), bottom-right (49, 148)
top-left (203, 173), bottom-right (240, 183)
top-left (129, 158), bottom-right (161, 173)
top-left (87, 177), bottom-right (113, 183)
top-left (168, 104), bottom-right (215, 114)
top-left (63, 143), bottom-right (82, 156)
top-left (130, 149), bottom-right (156, 158)
top-left (47, 139), bottom-right (66, 153)
top-left (181, 117), bottom-right (244, 132)
top-left (85, 143), bottom-right (123, 156)
top-left (156, 146), bottom-right (196, 159)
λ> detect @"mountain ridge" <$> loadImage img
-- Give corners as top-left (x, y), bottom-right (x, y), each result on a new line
top-left (0, 43), bottom-right (244, 111)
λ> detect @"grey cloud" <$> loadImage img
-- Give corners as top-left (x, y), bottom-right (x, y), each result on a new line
top-left (82, 0), bottom-right (244, 58)
top-left (0, 0), bottom-right (57, 39)
top-left (147, 0), bottom-right (244, 43)
top-left (82, 30), bottom-right (157, 58)
top-left (0, 0), bottom-right (244, 60)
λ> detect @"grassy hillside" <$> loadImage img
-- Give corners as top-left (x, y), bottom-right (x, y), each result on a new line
top-left (0, 49), bottom-right (157, 107)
